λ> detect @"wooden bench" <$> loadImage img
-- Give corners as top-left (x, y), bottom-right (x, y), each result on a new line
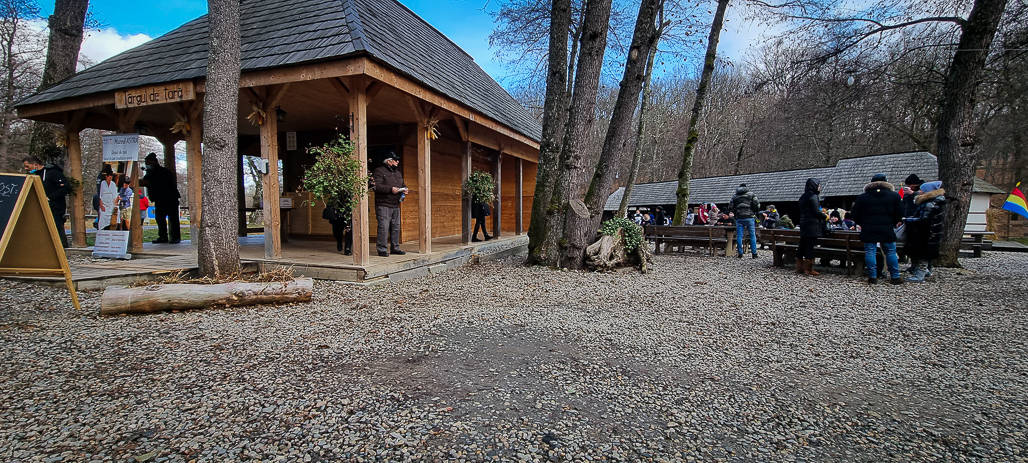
top-left (645, 225), bottom-right (731, 256)
top-left (761, 229), bottom-right (901, 275)
top-left (962, 231), bottom-right (994, 258)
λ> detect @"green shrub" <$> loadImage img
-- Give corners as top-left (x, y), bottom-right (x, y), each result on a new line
top-left (600, 217), bottom-right (643, 252)
top-left (463, 171), bottom-right (495, 204)
top-left (301, 134), bottom-right (367, 222)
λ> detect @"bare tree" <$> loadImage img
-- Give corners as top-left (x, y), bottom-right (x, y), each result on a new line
top-left (27, 0), bottom-right (87, 164)
top-left (198, 0), bottom-right (241, 277)
top-left (672, 0), bottom-right (729, 224)
top-left (0, 0), bottom-right (43, 170)
top-left (560, 0), bottom-right (665, 267)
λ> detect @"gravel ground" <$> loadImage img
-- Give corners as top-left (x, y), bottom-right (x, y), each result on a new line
top-left (1, 251), bottom-right (1025, 462)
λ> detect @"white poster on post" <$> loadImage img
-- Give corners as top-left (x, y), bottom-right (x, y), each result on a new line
top-left (92, 230), bottom-right (132, 259)
top-left (102, 134), bottom-right (141, 162)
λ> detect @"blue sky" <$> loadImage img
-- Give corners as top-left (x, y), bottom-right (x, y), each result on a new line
top-left (39, 0), bottom-right (768, 86)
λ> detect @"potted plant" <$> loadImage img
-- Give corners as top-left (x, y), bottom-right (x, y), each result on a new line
top-left (301, 134), bottom-right (368, 220)
top-left (463, 171), bottom-right (495, 204)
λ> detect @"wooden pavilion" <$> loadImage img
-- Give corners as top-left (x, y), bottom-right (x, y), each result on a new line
top-left (16, 0), bottom-right (541, 277)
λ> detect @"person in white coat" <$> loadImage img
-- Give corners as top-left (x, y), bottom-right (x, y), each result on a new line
top-left (98, 170), bottom-right (119, 230)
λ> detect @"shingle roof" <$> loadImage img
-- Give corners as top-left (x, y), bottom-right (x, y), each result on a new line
top-left (17, 0), bottom-right (542, 142)
top-left (605, 151), bottom-right (1005, 210)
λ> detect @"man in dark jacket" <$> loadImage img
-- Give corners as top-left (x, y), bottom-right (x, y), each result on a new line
top-left (849, 173), bottom-right (903, 285)
top-left (372, 153), bottom-right (408, 257)
top-left (141, 153), bottom-right (181, 244)
top-left (730, 183), bottom-right (760, 258)
top-left (23, 156), bottom-right (69, 247)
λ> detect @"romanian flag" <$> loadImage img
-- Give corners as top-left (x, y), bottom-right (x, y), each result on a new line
top-left (1003, 182), bottom-right (1028, 220)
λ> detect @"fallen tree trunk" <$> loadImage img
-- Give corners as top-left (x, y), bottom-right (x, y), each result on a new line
top-left (101, 278), bottom-right (314, 315)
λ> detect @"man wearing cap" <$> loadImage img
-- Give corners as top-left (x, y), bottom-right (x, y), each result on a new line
top-left (372, 154), bottom-right (408, 257)
top-left (141, 152), bottom-right (181, 244)
top-left (849, 173), bottom-right (903, 285)
top-left (902, 174), bottom-right (923, 217)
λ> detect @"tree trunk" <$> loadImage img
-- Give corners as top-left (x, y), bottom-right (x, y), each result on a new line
top-left (536, 0), bottom-right (614, 267)
top-left (198, 0), bottom-right (241, 277)
top-left (100, 278), bottom-right (314, 315)
top-left (672, 0), bottom-right (729, 225)
top-left (28, 0), bottom-right (88, 165)
top-left (527, 0), bottom-right (572, 264)
top-left (562, 0), bottom-right (663, 268)
top-left (617, 41), bottom-right (660, 218)
top-left (936, 0), bottom-right (1008, 266)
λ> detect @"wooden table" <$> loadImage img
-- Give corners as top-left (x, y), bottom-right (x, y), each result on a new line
top-left (963, 231), bottom-right (995, 258)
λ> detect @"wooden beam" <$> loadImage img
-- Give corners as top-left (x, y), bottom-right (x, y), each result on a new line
top-left (493, 152), bottom-right (502, 238)
top-left (260, 106), bottom-right (282, 259)
top-left (461, 141), bottom-right (471, 244)
top-left (265, 83), bottom-right (292, 109)
top-left (348, 77), bottom-right (370, 266)
top-left (64, 123), bottom-right (86, 248)
top-left (187, 102), bottom-right (203, 245)
top-left (116, 109), bottom-right (144, 254)
top-left (329, 77), bottom-right (350, 99)
top-left (453, 116), bottom-right (468, 142)
top-left (237, 150), bottom-right (246, 237)
top-left (417, 116), bottom-right (431, 254)
top-left (515, 157), bottom-right (523, 235)
top-left (238, 58), bottom-right (366, 88)
top-left (16, 93), bottom-right (114, 119)
top-left (366, 81), bottom-right (384, 101)
top-left (362, 58), bottom-right (539, 150)
top-left (406, 95), bottom-right (427, 123)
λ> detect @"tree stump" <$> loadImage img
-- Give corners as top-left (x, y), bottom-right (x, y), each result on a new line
top-left (584, 229), bottom-right (652, 272)
top-left (100, 278), bottom-right (314, 315)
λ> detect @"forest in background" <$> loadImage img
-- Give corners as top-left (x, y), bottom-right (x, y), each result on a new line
top-left (492, 0), bottom-right (1027, 190)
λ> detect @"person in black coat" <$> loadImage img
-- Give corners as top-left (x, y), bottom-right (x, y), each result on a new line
top-left (903, 181), bottom-right (946, 282)
top-left (23, 156), bottom-right (69, 247)
top-left (322, 198), bottom-right (353, 255)
top-left (141, 153), bottom-right (182, 244)
top-left (471, 200), bottom-right (492, 242)
top-left (797, 178), bottom-right (827, 275)
top-left (849, 173), bottom-right (903, 285)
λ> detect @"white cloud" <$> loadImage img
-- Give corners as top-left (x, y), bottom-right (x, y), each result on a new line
top-left (79, 28), bottom-right (152, 68)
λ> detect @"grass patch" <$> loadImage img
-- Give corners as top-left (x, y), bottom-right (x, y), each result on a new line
top-left (1013, 237), bottom-right (1028, 246)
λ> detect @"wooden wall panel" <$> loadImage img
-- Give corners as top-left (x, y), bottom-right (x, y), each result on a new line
top-left (501, 154), bottom-right (517, 233)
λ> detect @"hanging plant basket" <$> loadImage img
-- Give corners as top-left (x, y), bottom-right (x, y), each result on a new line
top-left (300, 134), bottom-right (368, 221)
top-left (463, 171), bottom-right (495, 204)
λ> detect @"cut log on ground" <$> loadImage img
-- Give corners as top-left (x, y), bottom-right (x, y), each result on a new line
top-left (100, 278), bottom-right (314, 315)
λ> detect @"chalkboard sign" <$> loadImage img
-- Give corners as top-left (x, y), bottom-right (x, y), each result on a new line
top-left (0, 174), bottom-right (27, 243)
top-left (0, 174), bottom-right (80, 310)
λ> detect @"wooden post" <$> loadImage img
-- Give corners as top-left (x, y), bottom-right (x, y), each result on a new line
top-left (461, 140), bottom-right (472, 244)
top-left (347, 78), bottom-right (370, 266)
top-left (187, 103), bottom-right (203, 245)
top-left (417, 117), bottom-right (431, 254)
top-left (237, 151), bottom-right (246, 236)
top-left (117, 110), bottom-right (142, 253)
top-left (260, 103), bottom-right (281, 259)
top-left (515, 157), bottom-right (523, 235)
top-left (64, 117), bottom-right (86, 248)
top-left (493, 151), bottom-right (502, 238)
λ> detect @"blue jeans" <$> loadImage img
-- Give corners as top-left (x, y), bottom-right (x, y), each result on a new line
top-left (864, 242), bottom-right (900, 279)
top-left (736, 218), bottom-right (757, 256)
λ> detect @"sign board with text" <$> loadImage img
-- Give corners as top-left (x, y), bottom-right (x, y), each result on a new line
top-left (0, 174), bottom-right (80, 310)
top-left (93, 230), bottom-right (132, 260)
top-left (115, 81), bottom-right (196, 109)
top-left (102, 134), bottom-right (141, 162)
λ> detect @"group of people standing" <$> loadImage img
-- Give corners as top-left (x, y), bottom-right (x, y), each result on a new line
top-left (798, 173), bottom-right (946, 284)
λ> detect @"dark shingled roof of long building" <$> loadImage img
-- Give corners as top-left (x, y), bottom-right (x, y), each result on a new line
top-left (17, 0), bottom-right (542, 142)
top-left (606, 151), bottom-right (1006, 210)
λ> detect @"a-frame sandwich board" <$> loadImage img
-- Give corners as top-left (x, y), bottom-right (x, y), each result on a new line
top-left (0, 173), bottom-right (80, 310)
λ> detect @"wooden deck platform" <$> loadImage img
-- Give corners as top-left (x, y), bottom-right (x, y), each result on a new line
top-left (4, 234), bottom-right (527, 290)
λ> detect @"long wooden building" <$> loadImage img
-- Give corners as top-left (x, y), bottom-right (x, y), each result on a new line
top-left (16, 0), bottom-right (541, 275)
